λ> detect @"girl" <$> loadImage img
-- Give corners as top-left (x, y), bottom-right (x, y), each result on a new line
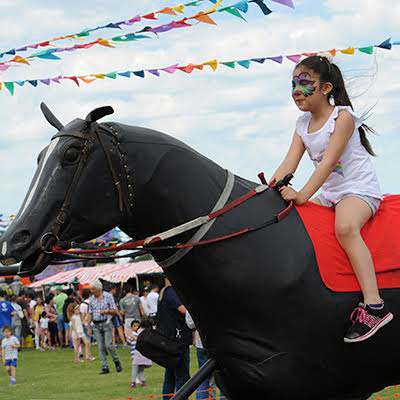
top-left (68, 303), bottom-right (91, 363)
top-left (127, 319), bottom-right (152, 389)
top-left (272, 54), bottom-right (393, 343)
top-left (39, 311), bottom-right (49, 350)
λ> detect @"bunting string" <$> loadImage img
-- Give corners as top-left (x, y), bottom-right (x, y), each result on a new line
top-left (0, 0), bottom-right (220, 59)
top-left (0, 0), bottom-right (292, 71)
top-left (0, 37), bottom-right (394, 96)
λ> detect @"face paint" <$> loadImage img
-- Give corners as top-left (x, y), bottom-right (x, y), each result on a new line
top-left (292, 72), bottom-right (316, 97)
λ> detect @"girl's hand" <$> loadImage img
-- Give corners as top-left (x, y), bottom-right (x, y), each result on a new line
top-left (279, 186), bottom-right (308, 205)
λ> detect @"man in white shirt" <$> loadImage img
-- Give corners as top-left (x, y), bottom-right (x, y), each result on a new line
top-left (146, 285), bottom-right (159, 326)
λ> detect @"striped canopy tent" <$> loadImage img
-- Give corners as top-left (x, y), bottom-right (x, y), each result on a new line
top-left (29, 261), bottom-right (162, 288)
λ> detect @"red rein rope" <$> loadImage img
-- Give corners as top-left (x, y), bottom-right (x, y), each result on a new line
top-left (52, 176), bottom-right (293, 257)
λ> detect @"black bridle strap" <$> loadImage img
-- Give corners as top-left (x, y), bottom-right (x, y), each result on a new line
top-left (93, 125), bottom-right (125, 214)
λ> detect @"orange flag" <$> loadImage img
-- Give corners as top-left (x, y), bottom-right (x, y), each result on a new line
top-left (79, 76), bottom-right (96, 84)
top-left (158, 7), bottom-right (177, 16)
top-left (194, 12), bottom-right (217, 25)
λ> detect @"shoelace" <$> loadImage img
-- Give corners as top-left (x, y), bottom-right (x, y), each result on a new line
top-left (350, 305), bottom-right (368, 325)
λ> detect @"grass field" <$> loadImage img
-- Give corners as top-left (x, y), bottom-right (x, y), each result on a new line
top-left (0, 346), bottom-right (396, 400)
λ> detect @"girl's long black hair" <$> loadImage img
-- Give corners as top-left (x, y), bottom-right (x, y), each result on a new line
top-left (296, 56), bottom-right (376, 156)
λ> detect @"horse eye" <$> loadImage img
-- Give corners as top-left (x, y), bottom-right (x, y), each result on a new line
top-left (64, 147), bottom-right (81, 163)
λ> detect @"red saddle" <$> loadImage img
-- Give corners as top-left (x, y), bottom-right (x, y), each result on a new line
top-left (295, 195), bottom-right (400, 292)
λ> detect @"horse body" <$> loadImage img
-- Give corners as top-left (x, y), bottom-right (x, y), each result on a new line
top-left (1, 107), bottom-right (399, 399)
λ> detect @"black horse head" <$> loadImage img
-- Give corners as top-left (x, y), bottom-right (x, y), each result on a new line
top-left (0, 103), bottom-right (130, 275)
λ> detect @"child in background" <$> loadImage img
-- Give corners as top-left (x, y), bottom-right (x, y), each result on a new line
top-left (69, 304), bottom-right (91, 363)
top-left (39, 311), bottom-right (49, 350)
top-left (127, 319), bottom-right (152, 389)
top-left (1, 326), bottom-right (20, 385)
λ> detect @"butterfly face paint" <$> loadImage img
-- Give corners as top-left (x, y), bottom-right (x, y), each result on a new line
top-left (292, 72), bottom-right (316, 97)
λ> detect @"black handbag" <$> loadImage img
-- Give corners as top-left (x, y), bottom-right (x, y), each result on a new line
top-left (136, 328), bottom-right (187, 369)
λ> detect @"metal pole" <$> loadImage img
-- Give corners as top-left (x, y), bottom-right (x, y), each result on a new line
top-left (172, 358), bottom-right (217, 400)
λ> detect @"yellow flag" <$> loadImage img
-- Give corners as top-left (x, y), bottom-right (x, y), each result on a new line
top-left (91, 74), bottom-right (106, 79)
top-left (98, 39), bottom-right (114, 48)
top-left (205, 0), bottom-right (222, 13)
top-left (340, 47), bottom-right (355, 55)
top-left (0, 82), bottom-right (2, 91)
top-left (202, 59), bottom-right (218, 71)
top-left (173, 5), bottom-right (185, 13)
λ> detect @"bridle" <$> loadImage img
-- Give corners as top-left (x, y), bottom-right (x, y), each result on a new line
top-left (40, 107), bottom-right (133, 254)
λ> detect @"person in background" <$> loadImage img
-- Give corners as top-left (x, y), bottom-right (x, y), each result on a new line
top-left (54, 287), bottom-right (67, 346)
top-left (147, 285), bottom-right (160, 326)
top-left (127, 319), bottom-right (152, 389)
top-left (10, 295), bottom-right (23, 342)
top-left (140, 287), bottom-right (150, 317)
top-left (62, 289), bottom-right (76, 348)
top-left (69, 303), bottom-right (92, 363)
top-left (45, 295), bottom-right (58, 349)
top-left (158, 277), bottom-right (192, 398)
top-left (0, 289), bottom-right (15, 343)
top-left (120, 285), bottom-right (143, 337)
top-left (33, 296), bottom-right (44, 351)
top-left (80, 288), bottom-right (96, 360)
top-left (1, 326), bottom-right (20, 385)
top-left (39, 311), bottom-right (49, 351)
top-left (87, 280), bottom-right (122, 374)
top-left (186, 312), bottom-right (226, 400)
top-left (17, 296), bottom-right (29, 348)
top-left (108, 285), bottom-right (127, 348)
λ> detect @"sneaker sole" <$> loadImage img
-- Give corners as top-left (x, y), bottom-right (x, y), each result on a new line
top-left (344, 312), bottom-right (394, 343)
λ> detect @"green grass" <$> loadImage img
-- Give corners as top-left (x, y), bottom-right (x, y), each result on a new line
top-left (0, 346), bottom-right (396, 399)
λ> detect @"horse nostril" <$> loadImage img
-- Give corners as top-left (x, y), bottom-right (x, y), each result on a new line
top-left (11, 230), bottom-right (31, 246)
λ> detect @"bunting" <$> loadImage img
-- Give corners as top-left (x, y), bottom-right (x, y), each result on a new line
top-left (0, 0), bottom-right (219, 58)
top-left (0, 38), bottom-right (396, 96)
top-left (0, 0), bottom-right (290, 69)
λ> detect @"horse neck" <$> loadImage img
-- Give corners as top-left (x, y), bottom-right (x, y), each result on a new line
top-left (120, 140), bottom-right (228, 241)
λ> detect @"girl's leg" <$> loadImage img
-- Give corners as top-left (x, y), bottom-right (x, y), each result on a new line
top-left (73, 338), bottom-right (80, 362)
top-left (82, 336), bottom-right (91, 361)
top-left (138, 366), bottom-right (145, 385)
top-left (335, 197), bottom-right (379, 304)
top-left (336, 197), bottom-right (393, 342)
top-left (6, 366), bottom-right (11, 377)
top-left (10, 366), bottom-right (16, 380)
top-left (132, 364), bottom-right (139, 387)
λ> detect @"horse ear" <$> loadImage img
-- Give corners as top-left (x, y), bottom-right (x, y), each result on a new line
top-left (85, 106), bottom-right (114, 124)
top-left (40, 102), bottom-right (64, 130)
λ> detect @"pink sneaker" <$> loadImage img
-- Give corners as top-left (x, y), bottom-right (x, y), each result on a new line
top-left (130, 383), bottom-right (136, 389)
top-left (140, 381), bottom-right (146, 387)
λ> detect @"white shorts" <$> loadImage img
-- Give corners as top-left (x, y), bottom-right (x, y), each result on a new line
top-left (317, 193), bottom-right (381, 216)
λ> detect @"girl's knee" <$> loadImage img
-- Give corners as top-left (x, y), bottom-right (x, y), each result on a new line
top-left (335, 221), bottom-right (359, 241)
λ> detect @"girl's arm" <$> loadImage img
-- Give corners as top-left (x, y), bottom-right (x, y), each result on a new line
top-left (271, 131), bottom-right (306, 183)
top-left (298, 111), bottom-right (354, 201)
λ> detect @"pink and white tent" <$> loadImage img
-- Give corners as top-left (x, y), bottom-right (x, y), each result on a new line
top-left (29, 261), bottom-right (162, 287)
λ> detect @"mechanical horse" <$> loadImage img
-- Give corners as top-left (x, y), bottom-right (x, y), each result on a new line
top-left (1, 104), bottom-right (400, 400)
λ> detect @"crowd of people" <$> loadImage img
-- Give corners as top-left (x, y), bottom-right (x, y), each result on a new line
top-left (0, 281), bottom-right (160, 386)
top-left (0, 277), bottom-right (223, 399)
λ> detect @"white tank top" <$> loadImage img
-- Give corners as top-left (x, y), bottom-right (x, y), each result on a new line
top-left (295, 106), bottom-right (382, 203)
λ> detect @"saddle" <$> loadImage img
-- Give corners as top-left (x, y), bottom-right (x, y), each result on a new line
top-left (296, 195), bottom-right (400, 292)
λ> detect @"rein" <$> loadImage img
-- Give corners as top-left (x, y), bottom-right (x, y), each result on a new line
top-left (51, 171), bottom-right (294, 267)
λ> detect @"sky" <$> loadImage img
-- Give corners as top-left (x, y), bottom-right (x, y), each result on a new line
top-left (1, 0), bottom-right (400, 216)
